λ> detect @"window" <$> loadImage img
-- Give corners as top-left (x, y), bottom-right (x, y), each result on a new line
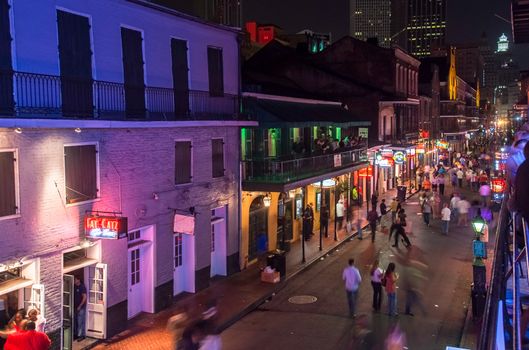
top-left (0, 0), bottom-right (14, 115)
top-left (64, 144), bottom-right (98, 204)
top-left (130, 249), bottom-right (140, 285)
top-left (121, 27), bottom-right (146, 118)
top-left (0, 150), bottom-right (17, 217)
top-left (175, 141), bottom-right (192, 184)
top-left (171, 38), bottom-right (189, 116)
top-left (207, 47), bottom-right (224, 96)
top-left (211, 139), bottom-right (224, 178)
top-left (174, 234), bottom-right (183, 268)
top-left (128, 230), bottom-right (141, 242)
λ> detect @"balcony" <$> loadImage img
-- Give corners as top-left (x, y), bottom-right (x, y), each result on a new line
top-left (0, 70), bottom-right (238, 120)
top-left (242, 147), bottom-right (368, 192)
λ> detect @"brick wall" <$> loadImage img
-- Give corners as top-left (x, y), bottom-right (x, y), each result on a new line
top-left (0, 123), bottom-right (241, 339)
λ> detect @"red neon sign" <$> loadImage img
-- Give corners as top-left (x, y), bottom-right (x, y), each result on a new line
top-left (359, 166), bottom-right (373, 177)
top-left (85, 215), bottom-right (128, 239)
top-left (491, 179), bottom-right (506, 193)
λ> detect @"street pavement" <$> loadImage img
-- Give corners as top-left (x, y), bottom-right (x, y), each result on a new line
top-left (221, 187), bottom-right (485, 350)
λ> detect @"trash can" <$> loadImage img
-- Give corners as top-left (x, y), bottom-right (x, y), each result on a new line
top-left (471, 283), bottom-right (486, 319)
top-left (267, 251), bottom-right (286, 278)
top-left (397, 186), bottom-right (407, 202)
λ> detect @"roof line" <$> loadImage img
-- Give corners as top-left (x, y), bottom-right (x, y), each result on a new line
top-left (242, 92), bottom-right (343, 106)
top-left (125, 0), bottom-right (242, 34)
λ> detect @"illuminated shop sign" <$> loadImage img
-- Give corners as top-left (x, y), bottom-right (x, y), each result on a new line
top-left (436, 140), bottom-right (449, 149)
top-left (358, 166), bottom-right (373, 177)
top-left (85, 215), bottom-right (128, 239)
top-left (375, 153), bottom-right (394, 167)
top-left (393, 151), bottom-right (406, 164)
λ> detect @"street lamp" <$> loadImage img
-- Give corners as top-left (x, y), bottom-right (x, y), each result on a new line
top-left (471, 213), bottom-right (487, 319)
top-left (471, 215), bottom-right (486, 237)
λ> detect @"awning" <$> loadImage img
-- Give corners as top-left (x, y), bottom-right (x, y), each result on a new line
top-left (0, 278), bottom-right (33, 295)
top-left (63, 257), bottom-right (98, 274)
top-left (173, 214), bottom-right (195, 235)
top-left (243, 96), bottom-right (371, 128)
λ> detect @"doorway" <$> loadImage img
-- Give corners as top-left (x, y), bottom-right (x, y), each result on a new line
top-left (173, 233), bottom-right (195, 295)
top-left (249, 196), bottom-right (268, 261)
top-left (210, 206), bottom-right (227, 277)
top-left (127, 227), bottom-right (155, 319)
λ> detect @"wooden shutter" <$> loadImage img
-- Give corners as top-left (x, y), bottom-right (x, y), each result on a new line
top-left (0, 151), bottom-right (16, 216)
top-left (121, 27), bottom-right (146, 119)
top-left (0, 0), bottom-right (14, 114)
top-left (65, 145), bottom-right (98, 204)
top-left (57, 10), bottom-right (93, 117)
top-left (212, 139), bottom-right (224, 178)
top-left (175, 141), bottom-right (192, 184)
top-left (171, 39), bottom-right (189, 117)
top-left (207, 47), bottom-right (224, 97)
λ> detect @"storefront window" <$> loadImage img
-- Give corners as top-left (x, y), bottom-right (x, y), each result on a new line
top-left (249, 196), bottom-right (268, 261)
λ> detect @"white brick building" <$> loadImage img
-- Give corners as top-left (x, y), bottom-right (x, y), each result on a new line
top-left (0, 0), bottom-right (254, 348)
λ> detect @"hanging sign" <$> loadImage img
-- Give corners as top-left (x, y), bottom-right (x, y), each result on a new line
top-left (436, 140), bottom-right (449, 149)
top-left (334, 154), bottom-right (342, 167)
top-left (393, 151), bottom-right (406, 164)
top-left (358, 166), bottom-right (373, 177)
top-left (85, 215), bottom-right (128, 239)
top-left (491, 178), bottom-right (506, 193)
top-left (375, 153), bottom-right (394, 167)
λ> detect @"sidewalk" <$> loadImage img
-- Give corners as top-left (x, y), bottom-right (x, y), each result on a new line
top-left (91, 189), bottom-right (403, 349)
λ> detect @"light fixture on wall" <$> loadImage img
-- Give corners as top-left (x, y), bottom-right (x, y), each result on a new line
top-left (263, 193), bottom-right (271, 207)
top-left (80, 238), bottom-right (95, 249)
top-left (289, 190), bottom-right (295, 199)
top-left (74, 128), bottom-right (82, 133)
top-left (14, 127), bottom-right (22, 134)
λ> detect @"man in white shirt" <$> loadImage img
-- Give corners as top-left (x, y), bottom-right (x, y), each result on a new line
top-left (456, 169), bottom-right (464, 187)
top-left (456, 197), bottom-right (471, 226)
top-left (441, 204), bottom-right (451, 235)
top-left (342, 258), bottom-right (362, 317)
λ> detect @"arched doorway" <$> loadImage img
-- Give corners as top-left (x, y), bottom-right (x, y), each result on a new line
top-left (249, 196), bottom-right (268, 261)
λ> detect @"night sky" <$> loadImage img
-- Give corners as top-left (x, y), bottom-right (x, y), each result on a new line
top-left (242, 0), bottom-right (529, 68)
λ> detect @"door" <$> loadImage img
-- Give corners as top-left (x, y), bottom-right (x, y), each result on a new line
top-left (86, 263), bottom-right (107, 339)
top-left (128, 248), bottom-right (142, 319)
top-left (173, 233), bottom-right (195, 294)
top-left (210, 221), bottom-right (227, 277)
top-left (24, 284), bottom-right (45, 316)
top-left (62, 275), bottom-right (74, 350)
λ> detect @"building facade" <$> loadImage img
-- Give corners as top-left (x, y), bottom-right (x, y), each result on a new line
top-left (152, 0), bottom-right (241, 28)
top-left (0, 1), bottom-right (251, 349)
top-left (349, 0), bottom-right (392, 48)
top-left (391, 0), bottom-right (447, 57)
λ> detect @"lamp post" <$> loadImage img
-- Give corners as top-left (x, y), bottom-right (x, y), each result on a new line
top-left (471, 214), bottom-right (487, 319)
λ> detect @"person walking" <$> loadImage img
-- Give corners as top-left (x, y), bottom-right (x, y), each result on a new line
top-left (450, 193), bottom-right (461, 222)
top-left (456, 168), bottom-right (464, 188)
top-left (371, 193), bottom-right (378, 211)
top-left (422, 199), bottom-right (432, 226)
top-left (390, 198), bottom-right (398, 223)
top-left (380, 199), bottom-right (387, 216)
top-left (422, 177), bottom-right (431, 192)
top-left (438, 174), bottom-right (446, 196)
top-left (384, 263), bottom-right (399, 316)
top-left (74, 276), bottom-right (87, 341)
top-left (336, 199), bottom-right (345, 231)
top-left (342, 258), bottom-right (362, 318)
top-left (441, 204), bottom-right (451, 235)
top-left (367, 209), bottom-right (378, 243)
top-left (302, 206), bottom-right (312, 241)
top-left (470, 171), bottom-right (478, 191)
top-left (1, 321), bottom-right (51, 350)
top-left (479, 182), bottom-right (491, 207)
top-left (370, 260), bottom-right (384, 312)
top-left (320, 205), bottom-right (329, 238)
top-left (457, 197), bottom-right (471, 226)
top-left (390, 221), bottom-right (410, 248)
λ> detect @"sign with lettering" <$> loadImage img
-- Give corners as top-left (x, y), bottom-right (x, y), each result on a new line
top-left (334, 154), bottom-right (342, 167)
top-left (85, 215), bottom-right (128, 239)
top-left (393, 151), bottom-right (406, 164)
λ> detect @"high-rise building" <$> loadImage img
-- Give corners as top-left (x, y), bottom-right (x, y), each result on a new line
top-left (152, 0), bottom-right (241, 27)
top-left (391, 0), bottom-right (447, 57)
top-left (349, 0), bottom-right (392, 47)
top-left (455, 44), bottom-right (484, 87)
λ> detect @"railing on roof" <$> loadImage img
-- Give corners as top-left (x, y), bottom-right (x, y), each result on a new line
top-left (0, 69), bottom-right (238, 120)
top-left (479, 194), bottom-right (529, 349)
top-left (242, 146), bottom-right (368, 184)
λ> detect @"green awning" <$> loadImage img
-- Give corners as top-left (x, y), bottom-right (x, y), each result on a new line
top-left (243, 97), bottom-right (371, 128)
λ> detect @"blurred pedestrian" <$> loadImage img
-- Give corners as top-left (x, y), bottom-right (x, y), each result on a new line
top-left (390, 198), bottom-right (398, 223)
top-left (370, 260), bottom-right (384, 312)
top-left (479, 183), bottom-right (491, 208)
top-left (367, 209), bottom-right (378, 243)
top-left (438, 174), bottom-right (446, 196)
top-left (320, 205), bottom-right (329, 238)
top-left (343, 258), bottom-right (362, 318)
top-left (441, 204), bottom-right (451, 235)
top-left (1, 321), bottom-right (51, 350)
top-left (27, 308), bottom-right (46, 333)
top-left (167, 310), bottom-right (189, 350)
top-left (456, 197), bottom-right (470, 226)
top-left (421, 199), bottom-right (432, 227)
top-left (384, 263), bottom-right (399, 316)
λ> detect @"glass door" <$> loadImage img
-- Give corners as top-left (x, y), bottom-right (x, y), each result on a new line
top-left (62, 274), bottom-right (74, 350)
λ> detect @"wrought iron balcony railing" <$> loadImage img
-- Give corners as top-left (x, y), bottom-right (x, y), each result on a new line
top-left (0, 70), bottom-right (238, 120)
top-left (242, 147), bottom-right (368, 184)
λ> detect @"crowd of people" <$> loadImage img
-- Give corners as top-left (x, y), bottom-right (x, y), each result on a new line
top-left (0, 307), bottom-right (49, 350)
top-left (292, 131), bottom-right (366, 156)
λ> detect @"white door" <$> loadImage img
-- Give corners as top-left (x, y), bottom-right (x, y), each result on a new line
top-left (128, 248), bottom-right (143, 319)
top-left (173, 233), bottom-right (185, 295)
top-left (24, 284), bottom-right (45, 317)
top-left (210, 221), bottom-right (227, 277)
top-left (86, 263), bottom-right (107, 339)
top-left (173, 233), bottom-right (195, 294)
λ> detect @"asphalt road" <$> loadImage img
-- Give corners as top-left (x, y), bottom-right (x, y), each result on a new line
top-left (221, 192), bottom-right (480, 350)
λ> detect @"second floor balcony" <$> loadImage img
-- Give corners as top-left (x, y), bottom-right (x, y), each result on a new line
top-left (242, 146), bottom-right (368, 192)
top-left (0, 70), bottom-right (238, 121)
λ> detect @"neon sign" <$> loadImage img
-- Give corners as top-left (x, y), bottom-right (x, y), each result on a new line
top-left (85, 216), bottom-right (128, 239)
top-left (393, 151), bottom-right (406, 164)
